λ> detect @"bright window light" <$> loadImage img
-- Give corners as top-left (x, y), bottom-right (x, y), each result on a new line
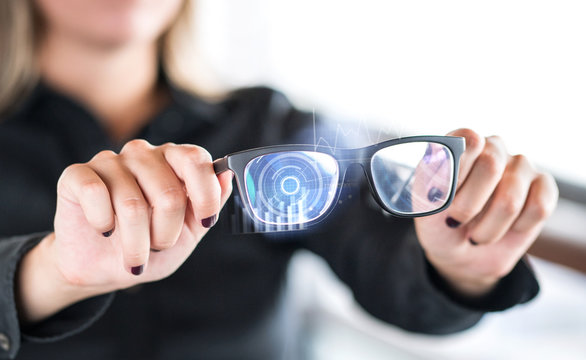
top-left (197, 0), bottom-right (586, 185)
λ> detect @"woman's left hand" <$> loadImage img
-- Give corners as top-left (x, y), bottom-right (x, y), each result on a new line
top-left (414, 128), bottom-right (559, 297)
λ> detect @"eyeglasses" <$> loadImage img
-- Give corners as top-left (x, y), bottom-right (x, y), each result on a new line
top-left (214, 136), bottom-right (464, 228)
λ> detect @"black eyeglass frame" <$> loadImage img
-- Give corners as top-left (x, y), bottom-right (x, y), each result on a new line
top-left (214, 135), bottom-right (465, 226)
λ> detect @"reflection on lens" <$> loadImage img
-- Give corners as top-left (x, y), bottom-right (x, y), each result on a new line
top-left (427, 187), bottom-right (444, 203)
top-left (371, 142), bottom-right (454, 215)
top-left (244, 151), bottom-right (339, 225)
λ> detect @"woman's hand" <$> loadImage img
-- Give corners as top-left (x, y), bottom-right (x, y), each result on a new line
top-left (18, 140), bottom-right (233, 322)
top-left (414, 129), bottom-right (558, 297)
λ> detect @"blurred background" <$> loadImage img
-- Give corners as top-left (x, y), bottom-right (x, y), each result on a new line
top-left (192, 1), bottom-right (586, 358)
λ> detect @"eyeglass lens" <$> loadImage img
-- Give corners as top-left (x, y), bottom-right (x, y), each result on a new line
top-left (243, 151), bottom-right (339, 225)
top-left (371, 142), bottom-right (454, 215)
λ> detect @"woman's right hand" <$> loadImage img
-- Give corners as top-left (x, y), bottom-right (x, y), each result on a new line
top-left (17, 140), bottom-right (233, 322)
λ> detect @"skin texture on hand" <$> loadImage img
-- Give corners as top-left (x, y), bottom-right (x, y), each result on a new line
top-left (17, 140), bottom-right (233, 323)
top-left (415, 129), bottom-right (559, 297)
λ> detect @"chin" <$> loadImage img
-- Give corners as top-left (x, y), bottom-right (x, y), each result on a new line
top-left (37, 0), bottom-right (184, 47)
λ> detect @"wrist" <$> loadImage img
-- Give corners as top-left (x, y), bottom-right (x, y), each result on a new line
top-left (440, 271), bottom-right (499, 298)
top-left (425, 253), bottom-right (500, 298)
top-left (16, 233), bottom-right (102, 324)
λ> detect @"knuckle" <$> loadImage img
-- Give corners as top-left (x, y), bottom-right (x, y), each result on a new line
top-left (486, 136), bottom-right (508, 157)
top-left (509, 154), bottom-right (533, 173)
top-left (485, 136), bottom-right (506, 154)
top-left (456, 128), bottom-right (484, 153)
top-left (487, 135), bottom-right (505, 146)
top-left (59, 163), bottom-right (83, 182)
top-left (119, 198), bottom-right (149, 220)
top-left (476, 151), bottom-right (505, 177)
top-left (92, 150), bottom-right (117, 162)
top-left (64, 162), bottom-right (85, 172)
top-left (511, 153), bottom-right (528, 166)
top-left (156, 188), bottom-right (186, 213)
top-left (184, 146), bottom-right (213, 167)
top-left (527, 174), bottom-right (558, 221)
top-left (121, 139), bottom-right (152, 154)
top-left (58, 164), bottom-right (98, 197)
top-left (527, 197), bottom-right (554, 221)
top-left (542, 173), bottom-right (560, 199)
top-left (495, 192), bottom-right (524, 216)
top-left (79, 180), bottom-right (107, 198)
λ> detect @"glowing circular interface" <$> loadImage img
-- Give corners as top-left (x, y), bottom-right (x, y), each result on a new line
top-left (280, 176), bottom-right (300, 195)
top-left (244, 151), bottom-right (339, 225)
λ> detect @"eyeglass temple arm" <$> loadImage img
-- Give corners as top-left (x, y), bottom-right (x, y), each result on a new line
top-left (213, 157), bottom-right (230, 175)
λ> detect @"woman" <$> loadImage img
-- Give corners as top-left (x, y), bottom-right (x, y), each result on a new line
top-left (0, 0), bottom-right (558, 359)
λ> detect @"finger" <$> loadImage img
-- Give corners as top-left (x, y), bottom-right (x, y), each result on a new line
top-left (446, 128), bottom-right (486, 189)
top-left (218, 170), bottom-right (234, 206)
top-left (511, 172), bottom-right (558, 233)
top-left (490, 173), bottom-right (559, 270)
top-left (57, 162), bottom-right (115, 234)
top-left (412, 143), bottom-right (452, 212)
top-left (467, 155), bottom-right (534, 245)
top-left (164, 144), bottom-right (222, 228)
top-left (446, 136), bottom-right (508, 225)
top-left (120, 140), bottom-right (187, 251)
top-left (92, 156), bottom-right (151, 274)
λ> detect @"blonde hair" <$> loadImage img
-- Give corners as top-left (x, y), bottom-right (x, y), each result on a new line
top-left (162, 0), bottom-right (222, 99)
top-left (0, 0), bottom-right (39, 117)
top-left (0, 0), bottom-right (219, 118)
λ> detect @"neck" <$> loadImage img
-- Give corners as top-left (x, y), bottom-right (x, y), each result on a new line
top-left (39, 30), bottom-right (168, 142)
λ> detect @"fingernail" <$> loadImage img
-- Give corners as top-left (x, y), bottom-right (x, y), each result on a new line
top-left (469, 238), bottom-right (478, 246)
top-left (427, 187), bottom-right (443, 203)
top-left (423, 144), bottom-right (433, 163)
top-left (131, 265), bottom-right (144, 276)
top-left (201, 214), bottom-right (217, 228)
top-left (102, 229), bottom-right (113, 237)
top-left (445, 217), bottom-right (461, 228)
top-left (150, 248), bottom-right (161, 253)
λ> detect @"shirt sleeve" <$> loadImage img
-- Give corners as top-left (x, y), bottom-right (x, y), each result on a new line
top-left (0, 233), bottom-right (114, 359)
top-left (301, 183), bottom-right (539, 334)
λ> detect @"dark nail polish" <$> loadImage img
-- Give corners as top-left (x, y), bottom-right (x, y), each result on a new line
top-left (423, 144), bottom-right (433, 163)
top-left (445, 217), bottom-right (461, 228)
top-left (427, 187), bottom-right (444, 203)
top-left (150, 248), bottom-right (161, 253)
top-left (469, 238), bottom-right (479, 246)
top-left (131, 265), bottom-right (144, 276)
top-left (102, 229), bottom-right (113, 237)
top-left (201, 214), bottom-right (217, 228)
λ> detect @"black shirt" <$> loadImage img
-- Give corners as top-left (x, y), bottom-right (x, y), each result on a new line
top-left (0, 82), bottom-right (539, 359)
